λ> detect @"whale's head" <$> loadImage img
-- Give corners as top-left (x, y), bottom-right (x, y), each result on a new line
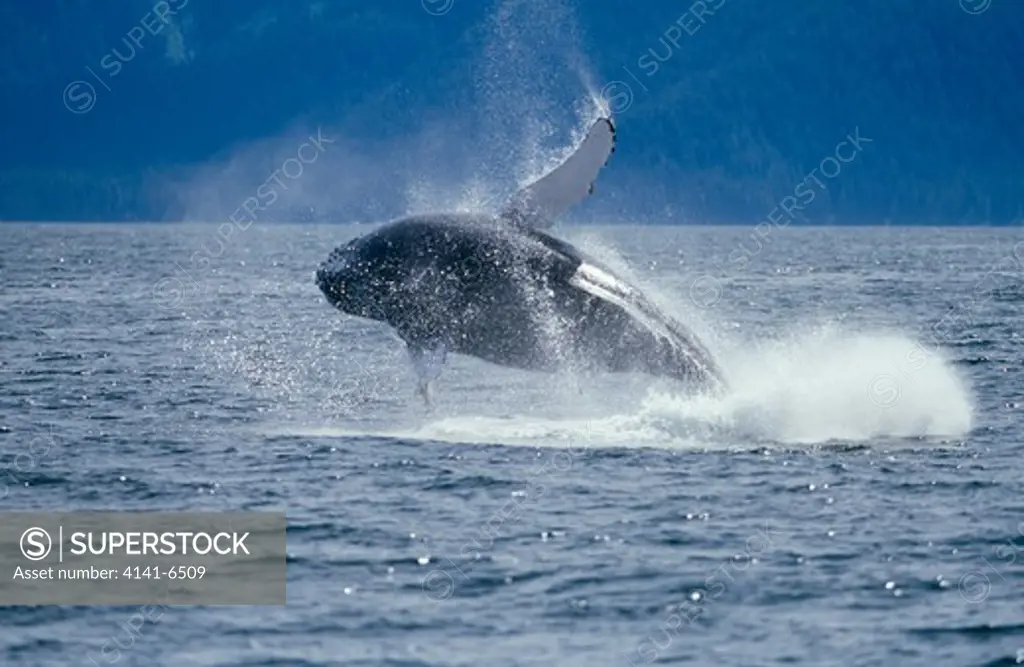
top-left (316, 236), bottom-right (392, 321)
top-left (316, 216), bottom-right (495, 326)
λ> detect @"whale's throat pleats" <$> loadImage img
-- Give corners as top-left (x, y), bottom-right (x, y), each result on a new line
top-left (568, 262), bottom-right (670, 339)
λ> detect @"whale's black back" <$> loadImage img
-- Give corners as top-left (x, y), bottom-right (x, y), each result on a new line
top-left (355, 214), bottom-right (581, 369)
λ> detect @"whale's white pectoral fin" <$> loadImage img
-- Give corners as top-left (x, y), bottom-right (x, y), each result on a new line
top-left (408, 342), bottom-right (448, 408)
top-left (499, 117), bottom-right (616, 229)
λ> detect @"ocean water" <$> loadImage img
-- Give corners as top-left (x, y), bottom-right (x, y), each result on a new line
top-left (1, 222), bottom-right (1021, 667)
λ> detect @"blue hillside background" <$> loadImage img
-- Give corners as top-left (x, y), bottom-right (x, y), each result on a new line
top-left (1, 0), bottom-right (1022, 224)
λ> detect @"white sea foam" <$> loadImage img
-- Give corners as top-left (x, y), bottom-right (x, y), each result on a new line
top-left (282, 319), bottom-right (973, 451)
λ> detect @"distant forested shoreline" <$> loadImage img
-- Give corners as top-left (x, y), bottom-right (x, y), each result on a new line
top-left (2, 0), bottom-right (1021, 224)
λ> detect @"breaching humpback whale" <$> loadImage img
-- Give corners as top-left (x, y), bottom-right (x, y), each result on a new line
top-left (316, 116), bottom-right (725, 403)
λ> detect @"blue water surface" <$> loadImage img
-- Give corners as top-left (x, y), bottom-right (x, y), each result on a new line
top-left (1, 223), bottom-right (1022, 666)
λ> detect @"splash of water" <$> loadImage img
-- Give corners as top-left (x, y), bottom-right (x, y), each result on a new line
top-left (400, 324), bottom-right (973, 449)
top-left (406, 0), bottom-right (606, 216)
top-left (649, 325), bottom-right (973, 445)
top-left (398, 235), bottom-right (974, 449)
